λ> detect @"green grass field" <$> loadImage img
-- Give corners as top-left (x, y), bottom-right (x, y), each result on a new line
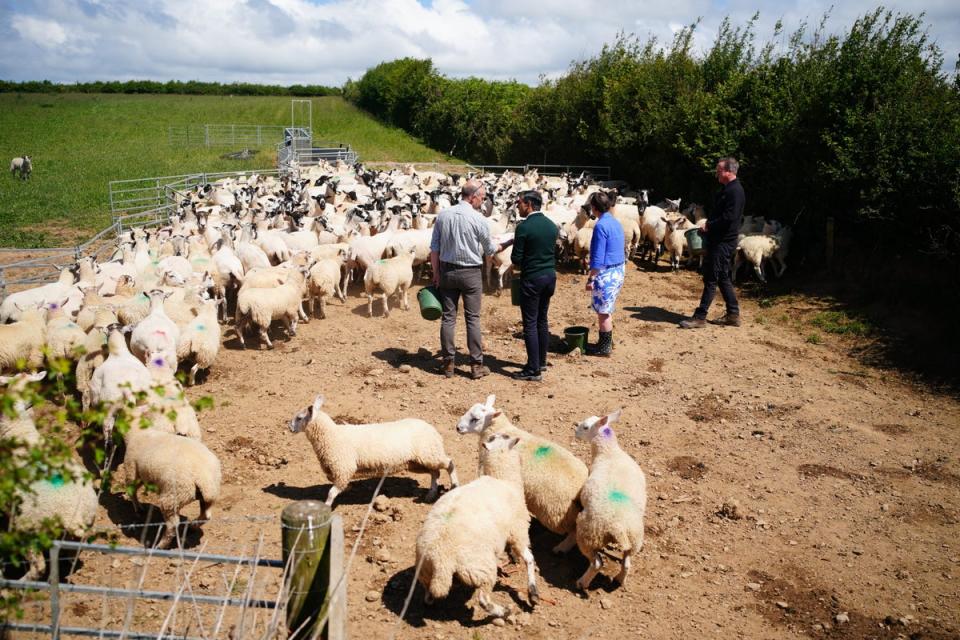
top-left (0, 94), bottom-right (455, 247)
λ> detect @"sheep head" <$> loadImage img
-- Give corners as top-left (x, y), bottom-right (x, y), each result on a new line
top-left (289, 394), bottom-right (325, 434)
top-left (456, 394), bottom-right (502, 435)
top-left (574, 408), bottom-right (623, 441)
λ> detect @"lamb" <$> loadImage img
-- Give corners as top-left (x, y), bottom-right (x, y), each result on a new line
top-left (287, 393), bottom-right (459, 506)
top-left (74, 308), bottom-right (117, 401)
top-left (572, 226), bottom-right (593, 274)
top-left (175, 298), bottom-right (221, 385)
top-left (363, 248), bottom-right (415, 318)
top-left (456, 394), bottom-right (588, 553)
top-left (129, 360), bottom-right (203, 440)
top-left (10, 155), bottom-right (32, 180)
top-left (1, 372), bottom-right (98, 580)
top-left (121, 423), bottom-right (221, 548)
top-left (305, 253), bottom-right (347, 319)
top-left (733, 227), bottom-right (792, 283)
top-left (44, 300), bottom-right (87, 362)
top-left (484, 234), bottom-right (513, 294)
top-left (0, 266), bottom-right (77, 323)
top-left (0, 305), bottom-right (48, 371)
top-left (129, 289), bottom-right (180, 368)
top-left (415, 432), bottom-right (539, 622)
top-left (234, 269), bottom-right (305, 349)
top-left (664, 217), bottom-right (696, 271)
top-left (573, 408), bottom-right (646, 590)
top-left (87, 324), bottom-right (153, 442)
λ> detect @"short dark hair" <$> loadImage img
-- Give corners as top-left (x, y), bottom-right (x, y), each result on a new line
top-left (719, 157), bottom-right (739, 174)
top-left (586, 190), bottom-right (614, 214)
top-left (518, 190), bottom-right (542, 210)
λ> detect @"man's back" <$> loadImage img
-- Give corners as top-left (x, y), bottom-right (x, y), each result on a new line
top-left (431, 201), bottom-right (494, 266)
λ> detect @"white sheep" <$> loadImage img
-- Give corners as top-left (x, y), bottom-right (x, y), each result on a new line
top-left (573, 408), bottom-right (646, 590)
top-left (0, 266), bottom-right (76, 323)
top-left (129, 289), bottom-right (180, 366)
top-left (88, 325), bottom-right (153, 442)
top-left (306, 253), bottom-right (347, 319)
top-left (664, 217), bottom-right (696, 271)
top-left (415, 432), bottom-right (539, 621)
top-left (287, 393), bottom-right (459, 506)
top-left (1, 372), bottom-right (98, 580)
top-left (10, 155), bottom-right (32, 180)
top-left (0, 305), bottom-right (48, 371)
top-left (733, 227), bottom-right (792, 283)
top-left (456, 394), bottom-right (588, 554)
top-left (175, 298), bottom-right (221, 385)
top-left (121, 424), bottom-right (221, 548)
top-left (363, 249), bottom-right (415, 318)
top-left (44, 300), bottom-right (87, 362)
top-left (234, 269), bottom-right (305, 349)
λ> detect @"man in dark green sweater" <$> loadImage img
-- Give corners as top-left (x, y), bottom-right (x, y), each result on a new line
top-left (510, 190), bottom-right (558, 381)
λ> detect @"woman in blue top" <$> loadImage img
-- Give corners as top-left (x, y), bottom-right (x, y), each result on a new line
top-left (584, 191), bottom-right (625, 356)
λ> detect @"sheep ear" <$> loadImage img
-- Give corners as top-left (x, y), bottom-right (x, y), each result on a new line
top-left (594, 414), bottom-right (609, 429)
top-left (489, 410), bottom-right (502, 420)
top-left (482, 438), bottom-right (494, 451)
top-left (484, 394), bottom-right (496, 409)
top-left (312, 394), bottom-right (325, 416)
top-left (607, 408), bottom-right (623, 424)
top-left (508, 436), bottom-right (519, 450)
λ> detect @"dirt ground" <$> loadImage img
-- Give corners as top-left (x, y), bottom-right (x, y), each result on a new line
top-left (24, 263), bottom-right (960, 639)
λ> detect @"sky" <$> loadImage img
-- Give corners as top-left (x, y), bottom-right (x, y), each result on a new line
top-left (1, 0), bottom-right (957, 87)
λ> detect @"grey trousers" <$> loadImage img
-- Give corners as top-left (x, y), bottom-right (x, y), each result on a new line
top-left (439, 265), bottom-right (484, 365)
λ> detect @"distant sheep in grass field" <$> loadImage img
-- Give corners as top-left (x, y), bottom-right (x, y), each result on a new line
top-left (10, 155), bottom-right (32, 180)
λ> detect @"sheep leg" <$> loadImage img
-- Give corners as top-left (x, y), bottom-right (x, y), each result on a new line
top-left (446, 458), bottom-right (459, 489)
top-left (521, 546), bottom-right (540, 606)
top-left (477, 588), bottom-right (510, 620)
top-left (754, 261), bottom-right (766, 283)
top-left (298, 301), bottom-right (308, 323)
top-left (424, 471), bottom-right (440, 502)
top-left (259, 326), bottom-right (273, 349)
top-left (324, 485), bottom-right (341, 507)
top-left (319, 296), bottom-right (327, 319)
top-left (188, 363), bottom-right (200, 386)
top-left (401, 285), bottom-right (409, 311)
top-left (576, 552), bottom-right (603, 591)
top-left (615, 550), bottom-right (632, 586)
top-left (366, 293), bottom-right (374, 318)
top-left (381, 292), bottom-right (390, 318)
top-left (774, 255), bottom-right (787, 277)
top-left (552, 532), bottom-right (577, 554)
top-left (22, 549), bottom-right (47, 581)
top-left (158, 511), bottom-right (181, 549)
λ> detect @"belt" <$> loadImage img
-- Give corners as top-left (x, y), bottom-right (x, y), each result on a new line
top-left (441, 262), bottom-right (482, 270)
top-left (600, 262), bottom-right (625, 269)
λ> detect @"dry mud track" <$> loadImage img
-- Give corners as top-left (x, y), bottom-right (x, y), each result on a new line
top-left (65, 264), bottom-right (959, 639)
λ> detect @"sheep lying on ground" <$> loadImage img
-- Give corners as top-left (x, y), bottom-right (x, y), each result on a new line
top-left (0, 306), bottom-right (48, 371)
top-left (456, 394), bottom-right (587, 553)
top-left (416, 432), bottom-right (539, 621)
top-left (1, 372), bottom-right (98, 579)
top-left (363, 249), bottom-right (415, 318)
top-left (573, 408), bottom-right (647, 590)
top-left (288, 394), bottom-right (459, 506)
top-left (122, 423), bottom-right (221, 548)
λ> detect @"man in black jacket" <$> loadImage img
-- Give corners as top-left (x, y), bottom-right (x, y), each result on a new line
top-left (680, 157), bottom-right (744, 329)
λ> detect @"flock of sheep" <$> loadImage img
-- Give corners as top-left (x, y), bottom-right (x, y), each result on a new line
top-left (0, 160), bottom-right (791, 622)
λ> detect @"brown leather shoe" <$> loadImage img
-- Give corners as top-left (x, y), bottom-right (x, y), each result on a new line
top-left (470, 364), bottom-right (491, 380)
top-left (679, 317), bottom-right (707, 329)
top-left (439, 359), bottom-right (455, 378)
top-left (710, 313), bottom-right (741, 327)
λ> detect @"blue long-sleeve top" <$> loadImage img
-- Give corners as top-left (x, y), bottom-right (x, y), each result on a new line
top-left (589, 212), bottom-right (625, 271)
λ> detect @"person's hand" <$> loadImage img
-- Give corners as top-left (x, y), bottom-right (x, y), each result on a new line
top-left (432, 271), bottom-right (441, 287)
top-left (585, 278), bottom-right (594, 292)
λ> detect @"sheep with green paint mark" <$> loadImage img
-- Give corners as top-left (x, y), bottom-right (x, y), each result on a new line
top-left (176, 298), bottom-right (221, 385)
top-left (573, 408), bottom-right (647, 591)
top-left (456, 394), bottom-right (588, 554)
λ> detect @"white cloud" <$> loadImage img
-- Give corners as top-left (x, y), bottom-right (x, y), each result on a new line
top-left (0, 0), bottom-right (956, 85)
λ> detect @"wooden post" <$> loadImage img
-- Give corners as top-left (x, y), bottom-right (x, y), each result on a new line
top-left (826, 217), bottom-right (835, 271)
top-left (282, 500), bottom-right (333, 639)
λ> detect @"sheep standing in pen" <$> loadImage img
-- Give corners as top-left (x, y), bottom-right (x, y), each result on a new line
top-left (456, 394), bottom-right (587, 553)
top-left (305, 252), bottom-right (347, 319)
top-left (733, 227), bottom-right (792, 283)
top-left (573, 408), bottom-right (647, 591)
top-left (1, 372), bottom-right (98, 579)
top-left (0, 266), bottom-right (77, 323)
top-left (363, 248), bottom-right (415, 318)
top-left (87, 324), bottom-right (152, 443)
top-left (287, 393), bottom-right (459, 506)
top-left (0, 305), bottom-right (48, 371)
top-left (121, 423), bottom-right (221, 548)
top-left (10, 155), bottom-right (32, 180)
top-left (415, 432), bottom-right (539, 622)
top-left (175, 298), bottom-right (221, 385)
top-left (234, 267), bottom-right (306, 349)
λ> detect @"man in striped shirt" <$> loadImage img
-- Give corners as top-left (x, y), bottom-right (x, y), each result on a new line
top-left (430, 179), bottom-right (510, 379)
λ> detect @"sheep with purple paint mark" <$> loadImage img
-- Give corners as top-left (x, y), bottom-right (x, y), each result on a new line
top-left (573, 408), bottom-right (647, 591)
top-left (456, 394), bottom-right (588, 554)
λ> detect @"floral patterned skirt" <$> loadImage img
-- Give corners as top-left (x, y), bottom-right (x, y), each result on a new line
top-left (591, 263), bottom-right (625, 314)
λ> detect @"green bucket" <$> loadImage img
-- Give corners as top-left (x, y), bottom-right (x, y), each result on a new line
top-left (417, 286), bottom-right (443, 321)
top-left (510, 279), bottom-right (522, 306)
top-left (685, 227), bottom-right (704, 253)
top-left (564, 326), bottom-right (589, 354)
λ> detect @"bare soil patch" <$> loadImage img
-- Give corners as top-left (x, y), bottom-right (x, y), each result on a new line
top-left (685, 394), bottom-right (739, 422)
top-left (667, 455), bottom-right (708, 480)
top-left (797, 464), bottom-right (864, 482)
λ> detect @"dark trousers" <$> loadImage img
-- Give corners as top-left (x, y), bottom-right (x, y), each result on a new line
top-left (439, 265), bottom-right (484, 365)
top-left (519, 273), bottom-right (556, 373)
top-left (694, 244), bottom-right (739, 319)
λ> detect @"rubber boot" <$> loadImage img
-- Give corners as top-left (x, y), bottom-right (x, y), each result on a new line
top-left (587, 330), bottom-right (613, 357)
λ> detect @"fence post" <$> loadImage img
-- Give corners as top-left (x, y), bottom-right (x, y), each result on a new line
top-left (282, 500), bottom-right (333, 639)
top-left (50, 541), bottom-right (61, 639)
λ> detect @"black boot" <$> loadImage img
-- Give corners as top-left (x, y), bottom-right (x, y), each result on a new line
top-left (587, 330), bottom-right (613, 356)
